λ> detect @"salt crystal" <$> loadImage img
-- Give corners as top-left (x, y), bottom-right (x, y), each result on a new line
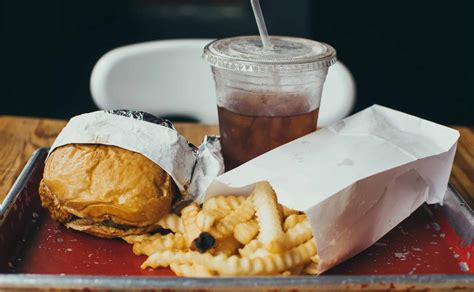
top-left (118, 195), bottom-right (126, 204)
top-left (394, 251), bottom-right (410, 260)
top-left (459, 262), bottom-right (469, 272)
top-left (398, 226), bottom-right (409, 235)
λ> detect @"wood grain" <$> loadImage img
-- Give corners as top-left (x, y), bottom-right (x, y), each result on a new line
top-left (0, 116), bottom-right (472, 208)
top-left (0, 116), bottom-right (66, 202)
top-left (451, 126), bottom-right (474, 207)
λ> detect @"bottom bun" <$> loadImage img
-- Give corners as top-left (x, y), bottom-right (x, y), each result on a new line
top-left (65, 220), bottom-right (156, 238)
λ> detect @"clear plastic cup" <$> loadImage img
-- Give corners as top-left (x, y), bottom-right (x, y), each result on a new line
top-left (203, 36), bottom-right (336, 170)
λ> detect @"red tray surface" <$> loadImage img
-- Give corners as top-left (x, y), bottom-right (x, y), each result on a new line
top-left (12, 204), bottom-right (473, 276)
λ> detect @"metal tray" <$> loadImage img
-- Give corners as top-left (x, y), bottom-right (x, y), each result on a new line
top-left (0, 147), bottom-right (473, 291)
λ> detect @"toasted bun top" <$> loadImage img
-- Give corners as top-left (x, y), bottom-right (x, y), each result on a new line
top-left (42, 144), bottom-right (173, 226)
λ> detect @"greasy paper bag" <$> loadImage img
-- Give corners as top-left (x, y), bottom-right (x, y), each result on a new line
top-left (206, 105), bottom-right (459, 273)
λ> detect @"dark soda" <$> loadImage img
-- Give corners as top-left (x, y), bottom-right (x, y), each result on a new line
top-left (218, 106), bottom-right (319, 170)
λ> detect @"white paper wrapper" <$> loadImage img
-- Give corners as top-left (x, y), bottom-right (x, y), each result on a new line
top-left (206, 105), bottom-right (459, 273)
top-left (49, 110), bottom-right (224, 202)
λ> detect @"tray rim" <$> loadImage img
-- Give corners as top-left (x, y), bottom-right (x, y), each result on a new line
top-left (0, 147), bottom-right (46, 220)
top-left (1, 147), bottom-right (473, 290)
top-left (0, 274), bottom-right (474, 290)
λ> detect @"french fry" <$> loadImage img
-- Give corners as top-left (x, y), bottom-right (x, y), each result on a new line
top-left (132, 233), bottom-right (187, 256)
top-left (170, 263), bottom-right (215, 277)
top-left (283, 214), bottom-right (307, 232)
top-left (311, 254), bottom-right (320, 263)
top-left (202, 195), bottom-right (246, 220)
top-left (142, 239), bottom-right (317, 276)
top-left (122, 234), bottom-right (157, 244)
top-left (282, 205), bottom-right (300, 218)
top-left (239, 218), bottom-right (313, 256)
top-left (181, 203), bottom-right (201, 247)
top-left (157, 213), bottom-right (184, 234)
top-left (141, 249), bottom-right (195, 269)
top-left (238, 238), bottom-right (262, 257)
top-left (252, 182), bottom-right (285, 253)
top-left (284, 220), bottom-right (313, 248)
top-left (303, 254), bottom-right (320, 275)
top-left (233, 219), bottom-right (259, 245)
top-left (246, 248), bottom-right (270, 259)
top-left (208, 195), bottom-right (255, 239)
top-left (303, 262), bottom-right (318, 275)
top-left (196, 211), bottom-right (216, 232)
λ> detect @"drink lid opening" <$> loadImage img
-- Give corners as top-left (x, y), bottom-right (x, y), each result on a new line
top-left (203, 36), bottom-right (336, 73)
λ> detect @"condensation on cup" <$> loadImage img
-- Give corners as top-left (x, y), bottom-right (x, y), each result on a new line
top-left (203, 36), bottom-right (336, 170)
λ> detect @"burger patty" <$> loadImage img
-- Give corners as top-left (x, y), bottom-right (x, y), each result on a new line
top-left (66, 215), bottom-right (142, 231)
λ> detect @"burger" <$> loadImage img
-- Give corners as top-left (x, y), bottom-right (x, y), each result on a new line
top-left (39, 144), bottom-right (174, 238)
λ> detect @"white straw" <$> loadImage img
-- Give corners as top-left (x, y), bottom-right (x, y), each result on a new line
top-left (250, 0), bottom-right (271, 49)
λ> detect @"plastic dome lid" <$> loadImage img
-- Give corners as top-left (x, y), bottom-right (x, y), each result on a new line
top-left (203, 35), bottom-right (337, 73)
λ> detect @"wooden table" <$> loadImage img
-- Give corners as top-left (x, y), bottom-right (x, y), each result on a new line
top-left (0, 115), bottom-right (473, 208)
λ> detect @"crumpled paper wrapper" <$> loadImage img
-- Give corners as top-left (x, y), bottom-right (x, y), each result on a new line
top-left (206, 105), bottom-right (460, 274)
top-left (49, 110), bottom-right (224, 203)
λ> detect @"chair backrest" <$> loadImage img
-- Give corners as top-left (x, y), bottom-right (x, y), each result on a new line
top-left (90, 39), bottom-right (356, 126)
top-left (320, 61), bottom-right (356, 126)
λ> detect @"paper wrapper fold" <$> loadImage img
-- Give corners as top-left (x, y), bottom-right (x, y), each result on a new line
top-left (206, 105), bottom-right (459, 274)
top-left (49, 110), bottom-right (224, 203)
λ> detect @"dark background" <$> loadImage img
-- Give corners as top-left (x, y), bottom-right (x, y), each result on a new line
top-left (1, 0), bottom-right (473, 125)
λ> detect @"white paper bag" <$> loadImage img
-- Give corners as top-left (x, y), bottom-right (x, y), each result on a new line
top-left (206, 105), bottom-right (459, 273)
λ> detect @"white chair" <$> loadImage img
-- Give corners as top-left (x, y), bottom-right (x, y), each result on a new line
top-left (90, 39), bottom-right (356, 126)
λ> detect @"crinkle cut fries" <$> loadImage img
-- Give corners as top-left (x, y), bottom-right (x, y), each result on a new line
top-left (122, 182), bottom-right (319, 276)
